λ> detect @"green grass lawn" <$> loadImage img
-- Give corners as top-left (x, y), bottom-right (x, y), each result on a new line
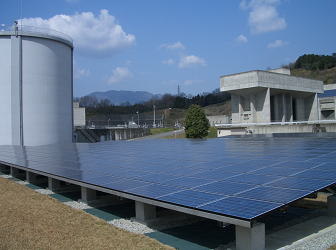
top-left (150, 128), bottom-right (176, 135)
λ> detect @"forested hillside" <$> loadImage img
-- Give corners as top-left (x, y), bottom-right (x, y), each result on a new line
top-left (288, 53), bottom-right (336, 84)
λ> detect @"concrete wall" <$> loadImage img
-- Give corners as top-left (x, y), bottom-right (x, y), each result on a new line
top-left (249, 123), bottom-right (336, 134)
top-left (305, 93), bottom-right (318, 121)
top-left (75, 128), bottom-right (150, 142)
top-left (218, 123), bottom-right (336, 137)
top-left (74, 106), bottom-right (86, 127)
top-left (255, 88), bottom-right (271, 123)
top-left (231, 94), bottom-right (241, 123)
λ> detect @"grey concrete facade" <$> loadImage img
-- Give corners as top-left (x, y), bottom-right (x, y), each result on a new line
top-left (73, 102), bottom-right (86, 127)
top-left (220, 69), bottom-right (323, 124)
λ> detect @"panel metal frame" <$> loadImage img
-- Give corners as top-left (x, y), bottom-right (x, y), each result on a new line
top-left (0, 160), bottom-right (252, 228)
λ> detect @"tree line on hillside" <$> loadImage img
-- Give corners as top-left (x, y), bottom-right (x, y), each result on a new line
top-left (75, 89), bottom-right (230, 115)
top-left (285, 53), bottom-right (336, 71)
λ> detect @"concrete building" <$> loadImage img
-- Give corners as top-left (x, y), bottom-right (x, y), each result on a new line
top-left (218, 69), bottom-right (336, 136)
top-left (220, 69), bottom-right (323, 124)
top-left (73, 102), bottom-right (86, 127)
top-left (319, 84), bottom-right (336, 120)
top-left (206, 115), bottom-right (231, 127)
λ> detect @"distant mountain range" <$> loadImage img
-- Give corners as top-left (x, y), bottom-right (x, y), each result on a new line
top-left (88, 90), bottom-right (160, 105)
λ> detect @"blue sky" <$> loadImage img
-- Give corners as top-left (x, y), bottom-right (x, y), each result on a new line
top-left (1, 0), bottom-right (336, 97)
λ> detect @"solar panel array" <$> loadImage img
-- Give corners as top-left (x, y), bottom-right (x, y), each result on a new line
top-left (0, 135), bottom-right (336, 221)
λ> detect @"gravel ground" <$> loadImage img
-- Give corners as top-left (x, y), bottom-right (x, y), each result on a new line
top-left (0, 175), bottom-right (12, 179)
top-left (64, 201), bottom-right (92, 210)
top-left (280, 221), bottom-right (336, 250)
top-left (16, 180), bottom-right (29, 185)
top-left (35, 189), bottom-right (54, 195)
top-left (108, 219), bottom-right (155, 234)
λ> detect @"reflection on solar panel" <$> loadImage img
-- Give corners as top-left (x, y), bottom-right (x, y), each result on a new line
top-left (1, 135), bottom-right (336, 221)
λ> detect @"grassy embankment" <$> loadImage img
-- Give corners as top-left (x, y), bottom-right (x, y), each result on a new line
top-left (150, 127), bottom-right (176, 135)
top-left (0, 177), bottom-right (171, 250)
top-left (291, 67), bottom-right (336, 84)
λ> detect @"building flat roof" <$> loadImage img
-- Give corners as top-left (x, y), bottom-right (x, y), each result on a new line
top-left (220, 70), bottom-right (324, 93)
top-left (0, 25), bottom-right (73, 48)
top-left (1, 136), bottom-right (336, 226)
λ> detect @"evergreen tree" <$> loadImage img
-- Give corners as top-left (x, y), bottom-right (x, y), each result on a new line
top-left (184, 105), bottom-right (210, 138)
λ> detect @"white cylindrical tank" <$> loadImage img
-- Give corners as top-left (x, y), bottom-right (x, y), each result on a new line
top-left (0, 25), bottom-right (73, 146)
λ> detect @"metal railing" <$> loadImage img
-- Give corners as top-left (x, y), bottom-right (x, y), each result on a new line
top-left (215, 120), bottom-right (336, 128)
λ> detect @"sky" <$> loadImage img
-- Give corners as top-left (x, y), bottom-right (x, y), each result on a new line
top-left (1, 0), bottom-right (336, 97)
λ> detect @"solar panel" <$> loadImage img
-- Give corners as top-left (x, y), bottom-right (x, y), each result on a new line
top-left (198, 197), bottom-right (281, 219)
top-left (159, 190), bottom-right (223, 207)
top-left (1, 135), bottom-right (336, 222)
top-left (235, 186), bottom-right (308, 204)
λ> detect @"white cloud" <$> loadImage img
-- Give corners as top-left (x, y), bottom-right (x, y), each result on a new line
top-left (240, 0), bottom-right (286, 34)
top-left (20, 10), bottom-right (135, 56)
top-left (74, 68), bottom-right (90, 79)
top-left (107, 67), bottom-right (132, 84)
top-left (178, 55), bottom-right (206, 68)
top-left (160, 41), bottom-right (185, 50)
top-left (236, 34), bottom-right (248, 43)
top-left (162, 58), bottom-right (175, 65)
top-left (267, 39), bottom-right (288, 48)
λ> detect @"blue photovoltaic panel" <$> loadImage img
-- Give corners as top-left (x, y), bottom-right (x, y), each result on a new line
top-left (267, 177), bottom-right (335, 191)
top-left (251, 167), bottom-right (303, 176)
top-left (198, 197), bottom-right (282, 219)
top-left (193, 181), bottom-right (255, 195)
top-left (1, 135), bottom-right (336, 221)
top-left (159, 190), bottom-right (223, 208)
top-left (236, 186), bottom-right (308, 204)
top-left (161, 176), bottom-right (213, 188)
top-left (188, 169), bottom-right (238, 180)
top-left (126, 184), bottom-right (181, 198)
top-left (292, 169), bottom-right (336, 180)
top-left (226, 174), bottom-right (282, 185)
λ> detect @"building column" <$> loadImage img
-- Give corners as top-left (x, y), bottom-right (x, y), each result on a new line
top-left (81, 187), bottom-right (97, 203)
top-left (235, 223), bottom-right (265, 250)
top-left (289, 95), bottom-right (293, 122)
top-left (135, 201), bottom-right (156, 222)
top-left (282, 94), bottom-right (287, 122)
top-left (307, 93), bottom-right (319, 121)
top-left (231, 94), bottom-right (241, 124)
top-left (250, 95), bottom-right (256, 123)
top-left (328, 195), bottom-right (336, 217)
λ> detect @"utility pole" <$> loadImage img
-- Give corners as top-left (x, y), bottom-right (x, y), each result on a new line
top-left (153, 105), bottom-right (156, 128)
top-left (177, 84), bottom-right (180, 96)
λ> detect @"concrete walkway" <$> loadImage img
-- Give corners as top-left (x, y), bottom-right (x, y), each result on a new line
top-left (130, 129), bottom-right (184, 140)
top-left (219, 209), bottom-right (336, 250)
